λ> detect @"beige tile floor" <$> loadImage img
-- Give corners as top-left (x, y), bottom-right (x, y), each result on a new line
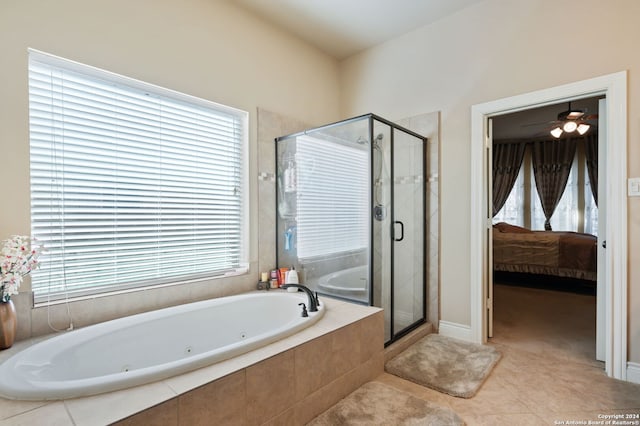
top-left (372, 283), bottom-right (640, 426)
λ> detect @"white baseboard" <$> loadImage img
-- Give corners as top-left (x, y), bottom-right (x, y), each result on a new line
top-left (438, 320), bottom-right (473, 342)
top-left (627, 362), bottom-right (640, 384)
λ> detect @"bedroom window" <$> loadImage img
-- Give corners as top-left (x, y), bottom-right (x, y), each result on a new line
top-left (29, 50), bottom-right (249, 303)
top-left (583, 174), bottom-right (598, 235)
top-left (494, 145), bottom-right (598, 235)
top-left (530, 159), bottom-right (580, 231)
top-left (493, 166), bottom-right (525, 227)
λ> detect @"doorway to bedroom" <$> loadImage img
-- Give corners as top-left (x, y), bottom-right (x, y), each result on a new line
top-left (489, 95), bottom-right (604, 368)
top-left (469, 71), bottom-right (628, 380)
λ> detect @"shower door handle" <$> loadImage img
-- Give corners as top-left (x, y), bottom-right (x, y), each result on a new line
top-left (394, 221), bottom-right (404, 242)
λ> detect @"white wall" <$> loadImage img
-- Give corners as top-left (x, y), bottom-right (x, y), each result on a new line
top-left (339, 0), bottom-right (640, 363)
top-left (0, 0), bottom-right (340, 338)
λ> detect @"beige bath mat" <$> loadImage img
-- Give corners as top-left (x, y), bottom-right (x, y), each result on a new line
top-left (385, 334), bottom-right (501, 398)
top-left (307, 381), bottom-right (464, 425)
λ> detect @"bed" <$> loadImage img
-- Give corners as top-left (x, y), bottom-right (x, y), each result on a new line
top-left (492, 222), bottom-right (597, 282)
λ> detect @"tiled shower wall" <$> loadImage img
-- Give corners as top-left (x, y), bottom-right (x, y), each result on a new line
top-left (256, 108), bottom-right (311, 275)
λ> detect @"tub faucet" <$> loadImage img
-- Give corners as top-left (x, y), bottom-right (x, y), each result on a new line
top-left (281, 284), bottom-right (318, 312)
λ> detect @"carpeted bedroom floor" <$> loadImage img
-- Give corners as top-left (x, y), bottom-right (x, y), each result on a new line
top-left (370, 283), bottom-right (640, 425)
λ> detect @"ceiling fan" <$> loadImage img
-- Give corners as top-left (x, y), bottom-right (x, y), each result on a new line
top-left (548, 101), bottom-right (598, 138)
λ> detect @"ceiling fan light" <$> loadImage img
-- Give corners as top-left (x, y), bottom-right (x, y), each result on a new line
top-left (563, 121), bottom-right (578, 133)
top-left (567, 111), bottom-right (584, 120)
top-left (550, 127), bottom-right (563, 138)
top-left (577, 123), bottom-right (590, 135)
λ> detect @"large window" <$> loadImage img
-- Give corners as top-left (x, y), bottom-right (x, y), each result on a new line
top-left (29, 50), bottom-right (248, 303)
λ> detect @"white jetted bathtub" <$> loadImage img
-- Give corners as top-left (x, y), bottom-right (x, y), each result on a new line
top-left (0, 291), bottom-right (324, 400)
top-left (317, 265), bottom-right (368, 295)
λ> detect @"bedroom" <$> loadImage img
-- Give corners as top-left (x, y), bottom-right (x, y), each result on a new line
top-left (490, 96), bottom-right (603, 366)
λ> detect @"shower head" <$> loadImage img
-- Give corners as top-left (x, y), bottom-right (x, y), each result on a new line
top-left (356, 134), bottom-right (383, 146)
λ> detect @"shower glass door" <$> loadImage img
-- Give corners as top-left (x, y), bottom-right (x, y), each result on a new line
top-left (276, 114), bottom-right (427, 345)
top-left (371, 117), bottom-right (426, 343)
top-left (391, 129), bottom-right (425, 339)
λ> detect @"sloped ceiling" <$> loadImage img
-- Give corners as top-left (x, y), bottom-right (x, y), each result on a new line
top-left (229, 0), bottom-right (484, 59)
top-left (227, 0), bottom-right (601, 141)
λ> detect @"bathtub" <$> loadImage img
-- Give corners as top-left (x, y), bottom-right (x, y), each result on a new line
top-left (0, 291), bottom-right (324, 401)
top-left (317, 265), bottom-right (368, 295)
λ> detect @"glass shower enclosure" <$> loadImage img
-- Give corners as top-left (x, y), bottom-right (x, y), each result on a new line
top-left (276, 114), bottom-right (427, 345)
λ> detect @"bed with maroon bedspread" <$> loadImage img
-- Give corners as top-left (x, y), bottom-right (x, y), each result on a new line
top-left (492, 222), bottom-right (597, 282)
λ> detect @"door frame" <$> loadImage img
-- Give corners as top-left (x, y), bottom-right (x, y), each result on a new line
top-left (469, 71), bottom-right (628, 380)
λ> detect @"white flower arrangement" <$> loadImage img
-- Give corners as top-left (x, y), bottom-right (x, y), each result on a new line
top-left (1, 235), bottom-right (43, 302)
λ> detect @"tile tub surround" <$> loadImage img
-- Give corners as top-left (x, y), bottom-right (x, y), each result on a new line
top-left (0, 297), bottom-right (383, 425)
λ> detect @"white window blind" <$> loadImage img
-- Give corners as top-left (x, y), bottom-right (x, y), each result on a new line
top-left (28, 50), bottom-right (248, 302)
top-left (295, 135), bottom-right (369, 259)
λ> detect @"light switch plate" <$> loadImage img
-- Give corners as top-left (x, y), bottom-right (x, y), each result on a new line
top-left (629, 177), bottom-right (640, 197)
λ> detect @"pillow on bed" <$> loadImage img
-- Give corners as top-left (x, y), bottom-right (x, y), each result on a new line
top-left (493, 222), bottom-right (533, 233)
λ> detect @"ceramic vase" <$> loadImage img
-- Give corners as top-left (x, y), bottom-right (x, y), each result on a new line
top-left (0, 300), bottom-right (17, 349)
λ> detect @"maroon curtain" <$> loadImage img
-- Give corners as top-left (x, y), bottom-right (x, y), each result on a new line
top-left (492, 142), bottom-right (525, 216)
top-left (531, 138), bottom-right (577, 230)
top-left (584, 132), bottom-right (598, 205)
